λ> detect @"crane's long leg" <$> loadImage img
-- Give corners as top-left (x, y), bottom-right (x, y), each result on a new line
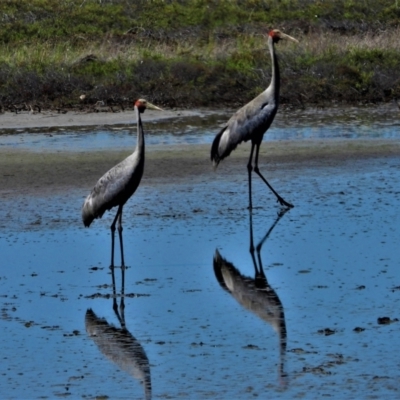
top-left (110, 205), bottom-right (123, 269)
top-left (249, 207), bottom-right (255, 254)
top-left (247, 143), bottom-right (256, 210)
top-left (117, 209), bottom-right (125, 311)
top-left (117, 208), bottom-right (125, 269)
top-left (111, 264), bottom-right (118, 313)
top-left (254, 143), bottom-right (294, 208)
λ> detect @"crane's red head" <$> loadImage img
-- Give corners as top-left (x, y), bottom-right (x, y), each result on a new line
top-left (268, 29), bottom-right (298, 44)
top-left (134, 98), bottom-right (163, 113)
top-left (134, 99), bottom-right (148, 113)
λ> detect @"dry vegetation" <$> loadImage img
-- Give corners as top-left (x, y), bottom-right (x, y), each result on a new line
top-left (1, 0), bottom-right (400, 111)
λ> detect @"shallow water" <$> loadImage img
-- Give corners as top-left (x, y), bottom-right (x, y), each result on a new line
top-left (1, 110), bottom-right (400, 399)
top-left (1, 105), bottom-right (400, 152)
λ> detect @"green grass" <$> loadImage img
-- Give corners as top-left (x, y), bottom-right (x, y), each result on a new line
top-left (1, 0), bottom-right (400, 109)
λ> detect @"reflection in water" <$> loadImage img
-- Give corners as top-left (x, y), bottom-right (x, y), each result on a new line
top-left (85, 269), bottom-right (151, 399)
top-left (213, 210), bottom-right (289, 384)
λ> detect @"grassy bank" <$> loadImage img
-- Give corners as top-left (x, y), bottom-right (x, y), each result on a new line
top-left (1, 0), bottom-right (400, 111)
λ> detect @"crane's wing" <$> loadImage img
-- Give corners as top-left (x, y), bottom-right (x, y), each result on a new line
top-left (82, 153), bottom-right (143, 226)
top-left (211, 89), bottom-right (277, 166)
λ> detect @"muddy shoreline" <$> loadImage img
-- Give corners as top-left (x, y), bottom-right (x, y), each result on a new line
top-left (2, 108), bottom-right (400, 198)
top-left (0, 109), bottom-right (207, 130)
top-left (2, 140), bottom-right (400, 198)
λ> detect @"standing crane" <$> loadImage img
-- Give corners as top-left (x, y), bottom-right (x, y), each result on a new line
top-left (211, 29), bottom-right (298, 209)
top-left (82, 99), bottom-right (162, 269)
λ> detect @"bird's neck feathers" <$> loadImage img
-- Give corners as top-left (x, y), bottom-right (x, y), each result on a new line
top-left (267, 36), bottom-right (280, 98)
top-left (135, 106), bottom-right (145, 155)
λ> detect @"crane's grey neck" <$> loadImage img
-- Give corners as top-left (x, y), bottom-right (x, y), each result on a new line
top-left (268, 36), bottom-right (280, 99)
top-left (135, 106), bottom-right (145, 154)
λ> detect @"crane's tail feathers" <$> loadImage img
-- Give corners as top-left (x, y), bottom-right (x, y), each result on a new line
top-left (210, 126), bottom-right (226, 168)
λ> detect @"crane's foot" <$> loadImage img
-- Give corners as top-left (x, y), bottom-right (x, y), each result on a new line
top-left (277, 208), bottom-right (290, 218)
top-left (277, 197), bottom-right (294, 209)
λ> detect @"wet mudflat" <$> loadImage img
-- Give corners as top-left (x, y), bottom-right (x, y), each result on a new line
top-left (1, 109), bottom-right (400, 399)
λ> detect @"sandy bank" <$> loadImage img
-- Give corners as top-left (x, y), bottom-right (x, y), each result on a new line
top-left (0, 108), bottom-right (214, 130)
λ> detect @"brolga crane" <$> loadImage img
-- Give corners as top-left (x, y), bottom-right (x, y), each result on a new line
top-left (211, 29), bottom-right (298, 209)
top-left (82, 99), bottom-right (162, 269)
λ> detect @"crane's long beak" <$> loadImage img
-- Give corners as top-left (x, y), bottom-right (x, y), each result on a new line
top-left (146, 101), bottom-right (163, 111)
top-left (281, 33), bottom-right (299, 43)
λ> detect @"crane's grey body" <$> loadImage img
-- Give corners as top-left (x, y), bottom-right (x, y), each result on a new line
top-left (211, 29), bottom-right (297, 208)
top-left (211, 77), bottom-right (278, 165)
top-left (82, 106), bottom-right (144, 228)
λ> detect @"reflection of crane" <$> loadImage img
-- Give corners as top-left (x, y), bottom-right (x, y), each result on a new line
top-left (85, 306), bottom-right (152, 400)
top-left (211, 30), bottom-right (298, 209)
top-left (213, 209), bottom-right (290, 383)
top-left (85, 263), bottom-right (152, 399)
top-left (82, 99), bottom-right (162, 268)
